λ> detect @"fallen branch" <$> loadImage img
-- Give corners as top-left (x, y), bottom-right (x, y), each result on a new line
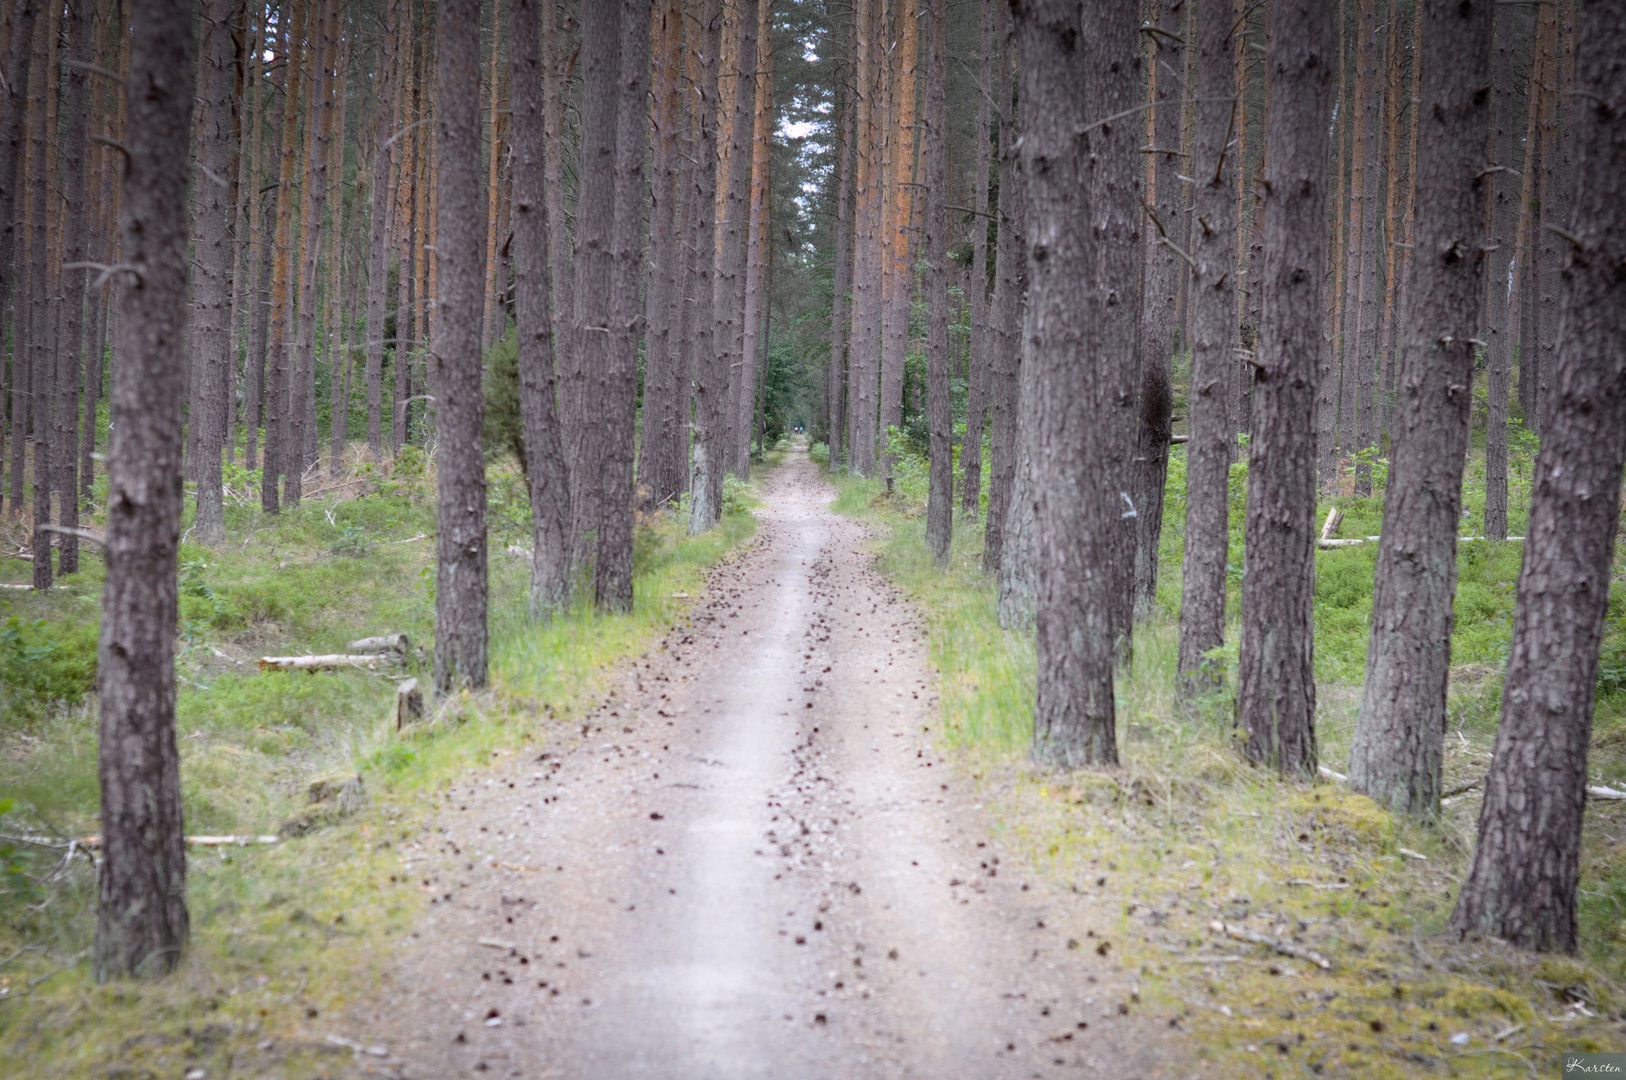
top-left (35, 524), bottom-right (106, 546)
top-left (1318, 764), bottom-right (1348, 783)
top-left (258, 654), bottom-right (386, 672)
top-left (385, 532), bottom-right (429, 545)
top-left (1587, 784), bottom-right (1626, 801)
top-left (1, 833), bottom-right (277, 848)
top-left (1208, 920), bottom-right (1333, 969)
top-left (1442, 775), bottom-right (1486, 800)
top-left (1284, 879), bottom-right (1350, 890)
top-left (1319, 506), bottom-right (1343, 543)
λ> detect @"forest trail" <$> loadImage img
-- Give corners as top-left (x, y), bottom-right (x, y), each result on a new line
top-left (342, 452), bottom-right (1183, 1079)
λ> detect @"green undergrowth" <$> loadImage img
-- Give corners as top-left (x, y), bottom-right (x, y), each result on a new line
top-left (0, 450), bottom-right (763, 1079)
top-left (825, 437), bottom-right (1626, 1077)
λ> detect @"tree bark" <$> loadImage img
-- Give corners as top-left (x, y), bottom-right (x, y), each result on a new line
top-left (737, 0), bottom-right (772, 478)
top-left (1348, 0), bottom-right (1491, 819)
top-left (982, 9), bottom-right (1021, 577)
top-left (261, 0), bottom-right (305, 512)
top-left (54, 0), bottom-right (94, 571)
top-left (363, 0), bottom-right (397, 462)
top-left (191, 0), bottom-right (235, 545)
top-left (636, 0), bottom-right (687, 508)
top-left (0, 0), bottom-right (38, 520)
top-left (1337, 0), bottom-right (1370, 472)
top-left (686, 0), bottom-right (724, 533)
top-left (846, 0), bottom-right (880, 478)
top-left (878, 0), bottom-right (917, 476)
top-left (1020, 0), bottom-right (1137, 768)
top-left (324, 25), bottom-right (348, 478)
top-left (432, 0), bottom-right (489, 694)
top-left (1452, 0), bottom-right (1626, 952)
top-left (717, 0), bottom-right (755, 479)
top-left (510, 0), bottom-right (570, 618)
top-left (94, 0), bottom-right (194, 980)
top-left (1351, 0), bottom-right (1384, 495)
top-left (826, 11), bottom-right (853, 474)
top-left (959, 0), bottom-right (995, 516)
top-left (1132, 0), bottom-right (1185, 622)
top-left (1235, 0), bottom-right (1333, 779)
top-left (1532, 0), bottom-right (1561, 435)
top-left (26, 5), bottom-right (54, 584)
top-left (1177, 0), bottom-right (1239, 696)
top-left (922, 0), bottom-right (949, 566)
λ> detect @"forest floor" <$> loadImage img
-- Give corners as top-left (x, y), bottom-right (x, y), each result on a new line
top-left (334, 451), bottom-right (1184, 1079)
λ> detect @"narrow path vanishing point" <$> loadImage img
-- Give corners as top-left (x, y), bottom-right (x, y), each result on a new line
top-left (341, 452), bottom-right (1184, 1079)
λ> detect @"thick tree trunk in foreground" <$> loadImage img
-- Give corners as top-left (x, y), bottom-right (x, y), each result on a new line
top-left (960, 0), bottom-right (995, 516)
top-left (1235, 0), bottom-right (1333, 779)
top-left (191, 0), bottom-right (236, 545)
top-left (923, 0), bottom-right (950, 566)
top-left (511, 0), bottom-right (571, 617)
top-left (1022, 0), bottom-right (1137, 768)
top-left (1452, 2), bottom-right (1626, 953)
top-left (1349, 0), bottom-right (1491, 818)
top-left (1177, 0), bottom-right (1239, 696)
top-left (94, 0), bottom-right (194, 981)
top-left (431, 0), bottom-right (489, 694)
top-left (686, 0), bottom-right (724, 533)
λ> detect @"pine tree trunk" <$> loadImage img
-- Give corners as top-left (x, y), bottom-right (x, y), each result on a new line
top-left (596, 0), bottom-right (649, 611)
top-left (982, 10), bottom-right (1020, 577)
top-left (324, 27), bottom-right (347, 478)
top-left (716, 0), bottom-right (754, 478)
top-left (94, 0), bottom-right (194, 980)
top-left (635, 0), bottom-right (687, 509)
top-left (922, 0), bottom-right (950, 566)
top-left (52, 0), bottom-right (93, 573)
top-left (1452, 1), bottom-right (1626, 951)
top-left (1533, 0), bottom-right (1561, 435)
top-left (242, 18), bottom-right (269, 471)
top-left (1235, 0), bottom-right (1334, 779)
top-left (261, 0), bottom-right (306, 512)
top-left (1376, 0), bottom-right (1407, 445)
top-left (845, 0), bottom-right (878, 478)
top-left (543, 0), bottom-right (573, 473)
top-left (1132, 0), bottom-right (1184, 622)
top-left (1348, 0), bottom-right (1491, 818)
top-left (287, 0), bottom-right (335, 507)
top-left (568, 0), bottom-right (621, 575)
top-left (510, 0), bottom-right (570, 618)
top-left (1337, 0), bottom-right (1370, 472)
top-left (1318, 0), bottom-right (1347, 490)
top-left (432, 0), bottom-right (489, 694)
top-left (191, 0), bottom-right (236, 545)
top-left (738, 0), bottom-right (771, 479)
top-left (1020, 0), bottom-right (1136, 768)
top-left (686, 0), bottom-right (724, 534)
top-left (0, 0), bottom-right (39, 519)
top-left (959, 0), bottom-right (995, 514)
top-left (1177, 0), bottom-right (1239, 696)
top-left (28, 5), bottom-right (55, 589)
top-left (826, 12), bottom-right (853, 474)
top-left (363, 0), bottom-right (397, 462)
top-left (1351, 0), bottom-right (1385, 494)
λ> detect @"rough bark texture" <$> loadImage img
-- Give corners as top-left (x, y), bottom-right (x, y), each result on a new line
top-left (1451, 0), bottom-right (1626, 953)
top-left (510, 0), bottom-right (570, 618)
top-left (716, 0), bottom-right (755, 478)
top-left (191, 0), bottom-right (236, 545)
top-left (1177, 0), bottom-right (1238, 696)
top-left (636, 0), bottom-right (687, 509)
top-left (1132, 0), bottom-right (1184, 622)
top-left (845, 0), bottom-right (879, 478)
top-left (959, 0), bottom-right (995, 516)
top-left (982, 12), bottom-right (1020, 577)
top-left (363, 1), bottom-right (397, 461)
top-left (1351, 0), bottom-right (1384, 495)
top-left (686, 0), bottom-right (724, 533)
top-left (878, 0), bottom-right (917, 474)
top-left (922, 0), bottom-right (950, 566)
top-left (432, 0), bottom-right (489, 694)
top-left (596, 0), bottom-right (649, 611)
top-left (1481, 0), bottom-right (1526, 540)
top-left (737, 0), bottom-right (771, 477)
top-left (1019, 0), bottom-right (1133, 769)
top-left (0, 0), bottom-right (37, 520)
top-left (287, 0), bottom-right (335, 507)
top-left (826, 21), bottom-right (852, 474)
top-left (1348, 0), bottom-right (1491, 818)
top-left (28, 7), bottom-right (53, 588)
top-left (53, 0), bottom-right (93, 572)
top-left (94, 0), bottom-right (195, 981)
top-left (1235, 0), bottom-right (1333, 779)
top-left (261, 0), bottom-right (306, 512)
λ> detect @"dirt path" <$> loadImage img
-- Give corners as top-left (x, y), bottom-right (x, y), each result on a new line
top-left (342, 454), bottom-right (1184, 1079)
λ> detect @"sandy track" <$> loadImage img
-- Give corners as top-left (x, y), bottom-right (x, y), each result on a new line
top-left (343, 454), bottom-right (1183, 1079)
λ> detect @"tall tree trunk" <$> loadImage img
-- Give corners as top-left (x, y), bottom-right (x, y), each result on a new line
top-left (716, 0), bottom-right (755, 478)
top-left (432, 0), bottom-right (489, 694)
top-left (568, 0), bottom-right (621, 578)
top-left (1178, 0), bottom-right (1239, 696)
top-left (982, 9), bottom-right (1020, 576)
top-left (1351, 0), bottom-right (1385, 494)
top-left (1376, 0), bottom-right (1407, 444)
top-left (287, 0), bottom-right (335, 507)
top-left (482, 0), bottom-right (505, 348)
top-left (826, 10), bottom-right (852, 475)
top-left (922, 0), bottom-right (949, 566)
top-left (845, 0), bottom-right (880, 478)
top-left (1337, 0), bottom-right (1370, 471)
top-left (0, 0), bottom-right (39, 520)
top-left (1020, 0), bottom-right (1136, 768)
top-left (261, 0), bottom-right (306, 512)
top-left (324, 22), bottom-right (347, 478)
top-left (1348, 0), bottom-right (1491, 818)
top-left (686, 0), bottom-right (724, 533)
top-left (1452, 0), bottom-right (1626, 951)
top-left (94, 0), bottom-right (195, 980)
top-left (54, 0), bottom-right (93, 573)
top-left (511, 0), bottom-right (570, 617)
top-left (878, 0), bottom-right (917, 475)
top-left (242, 16), bottom-right (269, 471)
top-left (28, 4), bottom-right (55, 589)
top-left (1235, 0), bottom-right (1333, 779)
top-left (959, 0), bottom-right (995, 515)
top-left (1318, 0), bottom-right (1348, 490)
top-left (1132, 0), bottom-right (1185, 621)
top-left (596, 0), bottom-right (650, 611)
top-left (363, 0), bottom-right (398, 461)
top-left (1532, 0), bottom-right (1561, 435)
top-left (738, 0), bottom-right (771, 479)
top-left (543, 0), bottom-right (573, 472)
top-left (1482, 0), bottom-right (1531, 540)
top-left (192, 0), bottom-right (236, 545)
top-left (636, 0), bottom-right (687, 508)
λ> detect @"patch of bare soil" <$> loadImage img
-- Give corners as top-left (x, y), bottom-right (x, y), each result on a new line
top-left (336, 455), bottom-right (1188, 1078)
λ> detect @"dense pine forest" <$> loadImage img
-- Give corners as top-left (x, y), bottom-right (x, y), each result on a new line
top-left (1, 0), bottom-right (1624, 1075)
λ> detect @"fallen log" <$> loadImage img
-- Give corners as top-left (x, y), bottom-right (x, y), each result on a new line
top-left (1208, 920), bottom-right (1333, 969)
top-left (258, 654), bottom-right (385, 672)
top-left (348, 633), bottom-right (409, 655)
